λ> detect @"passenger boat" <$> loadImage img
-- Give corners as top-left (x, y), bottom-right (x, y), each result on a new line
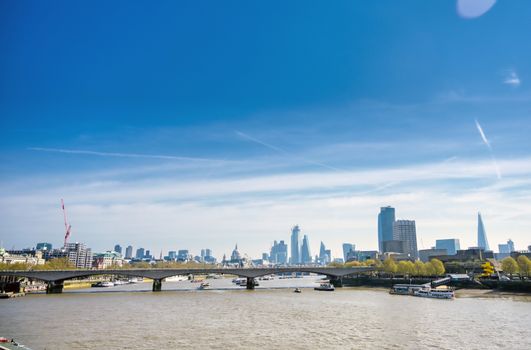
top-left (389, 284), bottom-right (454, 299)
top-left (92, 281), bottom-right (114, 288)
top-left (198, 282), bottom-right (210, 290)
top-left (413, 286), bottom-right (454, 299)
top-left (164, 275), bottom-right (188, 282)
top-left (293, 288), bottom-right (302, 293)
top-left (314, 283), bottom-right (334, 291)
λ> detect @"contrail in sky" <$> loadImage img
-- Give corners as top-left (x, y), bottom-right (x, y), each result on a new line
top-left (235, 130), bottom-right (342, 171)
top-left (28, 147), bottom-right (222, 162)
top-left (474, 119), bottom-right (501, 179)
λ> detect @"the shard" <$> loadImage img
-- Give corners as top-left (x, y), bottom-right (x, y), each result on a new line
top-left (477, 212), bottom-right (490, 251)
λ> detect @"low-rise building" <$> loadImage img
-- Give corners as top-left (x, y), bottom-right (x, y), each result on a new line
top-left (92, 251), bottom-right (124, 269)
top-left (0, 248), bottom-right (45, 265)
top-left (419, 248), bottom-right (448, 262)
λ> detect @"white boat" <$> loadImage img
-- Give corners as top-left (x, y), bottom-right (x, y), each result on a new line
top-left (128, 277), bottom-right (142, 283)
top-left (413, 287), bottom-right (454, 299)
top-left (164, 275), bottom-right (188, 282)
top-left (314, 283), bottom-right (334, 291)
top-left (93, 281), bottom-right (114, 287)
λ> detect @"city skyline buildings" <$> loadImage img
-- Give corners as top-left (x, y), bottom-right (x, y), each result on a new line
top-left (2, 1), bottom-right (531, 264)
top-left (477, 212), bottom-right (490, 251)
top-left (378, 206), bottom-right (396, 253)
top-left (290, 225), bottom-right (301, 265)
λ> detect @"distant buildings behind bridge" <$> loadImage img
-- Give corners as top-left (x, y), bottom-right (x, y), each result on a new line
top-left (1, 206), bottom-right (530, 270)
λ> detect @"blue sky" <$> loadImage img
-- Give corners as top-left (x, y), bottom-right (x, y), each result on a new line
top-left (1, 0), bottom-right (530, 258)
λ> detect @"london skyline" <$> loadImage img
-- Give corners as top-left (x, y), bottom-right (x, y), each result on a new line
top-left (1, 1), bottom-right (531, 258)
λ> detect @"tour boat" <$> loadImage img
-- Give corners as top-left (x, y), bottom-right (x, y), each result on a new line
top-left (198, 282), bottom-right (210, 290)
top-left (413, 287), bottom-right (454, 299)
top-left (92, 281), bottom-right (114, 288)
top-left (164, 275), bottom-right (188, 282)
top-left (314, 283), bottom-right (334, 291)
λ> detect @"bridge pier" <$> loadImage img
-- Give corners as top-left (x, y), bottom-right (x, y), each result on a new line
top-left (46, 280), bottom-right (64, 294)
top-left (246, 277), bottom-right (256, 290)
top-left (329, 276), bottom-right (343, 288)
top-left (152, 279), bottom-right (162, 292)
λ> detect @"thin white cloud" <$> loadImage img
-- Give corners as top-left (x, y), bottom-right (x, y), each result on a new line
top-left (475, 119), bottom-right (491, 149)
top-left (28, 147), bottom-right (224, 163)
top-left (235, 130), bottom-right (342, 171)
top-left (474, 120), bottom-right (501, 179)
top-left (504, 70), bottom-right (521, 87)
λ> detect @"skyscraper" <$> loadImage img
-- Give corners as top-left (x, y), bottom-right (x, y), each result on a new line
top-left (477, 212), bottom-right (490, 251)
top-left (393, 220), bottom-right (418, 259)
top-left (301, 235), bottom-right (312, 265)
top-left (125, 245), bottom-right (133, 259)
top-left (135, 247), bottom-right (145, 259)
top-left (342, 243), bottom-right (354, 262)
top-left (114, 244), bottom-right (122, 254)
top-left (270, 240), bottom-right (288, 264)
top-left (319, 241), bottom-right (330, 265)
top-left (378, 206), bottom-right (395, 253)
top-left (290, 225), bottom-right (301, 265)
top-left (435, 239), bottom-right (460, 255)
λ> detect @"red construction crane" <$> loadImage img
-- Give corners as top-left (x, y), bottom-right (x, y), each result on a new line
top-left (61, 199), bottom-right (72, 247)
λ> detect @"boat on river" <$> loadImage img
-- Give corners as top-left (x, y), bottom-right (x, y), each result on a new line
top-left (294, 288), bottom-right (302, 293)
top-left (198, 282), bottom-right (210, 290)
top-left (92, 281), bottom-right (114, 288)
top-left (0, 337), bottom-right (33, 350)
top-left (390, 284), bottom-right (454, 299)
top-left (314, 283), bottom-right (334, 291)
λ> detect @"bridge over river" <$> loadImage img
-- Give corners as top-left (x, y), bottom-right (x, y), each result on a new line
top-left (0, 266), bottom-right (374, 293)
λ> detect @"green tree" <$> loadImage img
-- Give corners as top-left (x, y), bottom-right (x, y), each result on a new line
top-left (501, 257), bottom-right (519, 278)
top-left (396, 261), bottom-right (411, 277)
top-left (33, 257), bottom-right (75, 270)
top-left (413, 261), bottom-right (426, 277)
top-left (383, 258), bottom-right (397, 277)
top-left (516, 256), bottom-right (531, 278)
top-left (430, 259), bottom-right (445, 276)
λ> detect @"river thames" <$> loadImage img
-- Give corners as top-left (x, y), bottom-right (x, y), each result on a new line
top-left (1, 277), bottom-right (530, 350)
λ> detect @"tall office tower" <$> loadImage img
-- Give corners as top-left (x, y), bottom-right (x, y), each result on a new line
top-left (125, 245), bottom-right (133, 259)
top-left (393, 220), bottom-right (418, 259)
top-left (507, 239), bottom-right (514, 253)
top-left (114, 244), bottom-right (122, 254)
top-left (498, 239), bottom-right (515, 254)
top-left (64, 242), bottom-right (93, 269)
top-left (205, 249), bottom-right (212, 258)
top-left (435, 239), bottom-right (460, 255)
top-left (378, 206), bottom-right (395, 253)
top-left (145, 250), bottom-right (151, 259)
top-left (201, 249), bottom-right (206, 261)
top-left (270, 240), bottom-right (288, 264)
top-left (342, 243), bottom-right (354, 262)
top-left (300, 235), bottom-right (312, 265)
top-left (318, 242), bottom-right (328, 264)
top-left (135, 247), bottom-right (145, 259)
top-left (290, 225), bottom-right (301, 265)
top-left (477, 212), bottom-right (490, 251)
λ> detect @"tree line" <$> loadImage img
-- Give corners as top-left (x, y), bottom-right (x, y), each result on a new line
top-left (501, 256), bottom-right (531, 278)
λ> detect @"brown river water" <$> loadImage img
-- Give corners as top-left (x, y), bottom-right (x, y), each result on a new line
top-left (1, 276), bottom-right (530, 349)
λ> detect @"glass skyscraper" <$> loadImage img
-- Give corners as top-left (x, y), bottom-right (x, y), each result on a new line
top-left (378, 206), bottom-right (395, 253)
top-left (301, 235), bottom-right (312, 265)
top-left (290, 225), bottom-right (301, 265)
top-left (342, 243), bottom-right (354, 262)
top-left (477, 212), bottom-right (490, 251)
top-left (435, 239), bottom-right (460, 255)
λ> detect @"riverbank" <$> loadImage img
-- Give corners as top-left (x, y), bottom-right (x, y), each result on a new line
top-left (342, 276), bottom-right (531, 292)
